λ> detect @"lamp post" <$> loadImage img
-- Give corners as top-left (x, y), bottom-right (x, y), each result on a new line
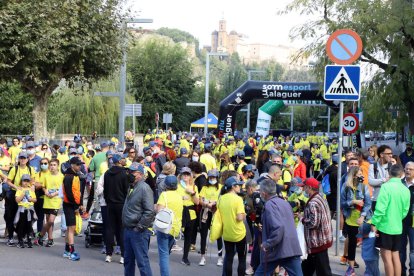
top-left (204, 52), bottom-right (228, 135)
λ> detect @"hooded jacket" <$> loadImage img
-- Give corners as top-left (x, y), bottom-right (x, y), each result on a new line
top-left (103, 165), bottom-right (129, 205)
top-left (63, 168), bottom-right (85, 207)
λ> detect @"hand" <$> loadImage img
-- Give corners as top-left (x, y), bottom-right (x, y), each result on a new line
top-left (260, 243), bottom-right (267, 252)
top-left (258, 223), bottom-right (262, 231)
top-left (182, 196), bottom-right (190, 200)
top-left (371, 225), bottom-right (379, 236)
top-left (45, 192), bottom-right (50, 198)
top-left (353, 200), bottom-right (364, 207)
top-left (80, 205), bottom-right (85, 212)
top-left (185, 188), bottom-right (194, 194)
top-left (357, 217), bottom-right (364, 225)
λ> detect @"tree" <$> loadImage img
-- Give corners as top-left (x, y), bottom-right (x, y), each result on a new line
top-left (128, 38), bottom-right (196, 131)
top-left (284, 0), bottom-right (414, 136)
top-left (0, 0), bottom-right (123, 139)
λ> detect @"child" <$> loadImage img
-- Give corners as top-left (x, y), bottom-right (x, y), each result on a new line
top-left (357, 222), bottom-right (380, 276)
top-left (288, 177), bottom-right (308, 226)
top-left (14, 174), bottom-right (37, 248)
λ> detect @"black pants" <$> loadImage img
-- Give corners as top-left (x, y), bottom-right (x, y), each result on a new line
top-left (372, 201), bottom-right (377, 212)
top-left (200, 211), bottom-right (223, 255)
top-left (105, 203), bottom-right (124, 256)
top-left (16, 209), bottom-right (34, 242)
top-left (183, 219), bottom-right (195, 260)
top-left (345, 223), bottom-right (359, 261)
top-left (191, 208), bottom-right (200, 245)
top-left (302, 249), bottom-right (332, 276)
top-left (34, 197), bottom-right (44, 233)
top-left (4, 191), bottom-right (17, 239)
top-left (86, 181), bottom-right (95, 213)
top-left (224, 237), bottom-right (247, 276)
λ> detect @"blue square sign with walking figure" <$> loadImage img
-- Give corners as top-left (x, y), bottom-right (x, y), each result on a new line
top-left (324, 65), bottom-right (361, 101)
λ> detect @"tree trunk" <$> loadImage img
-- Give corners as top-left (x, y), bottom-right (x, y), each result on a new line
top-left (408, 101), bottom-right (414, 142)
top-left (32, 93), bottom-right (48, 140)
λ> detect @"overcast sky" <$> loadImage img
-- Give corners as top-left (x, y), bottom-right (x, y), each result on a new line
top-left (127, 0), bottom-right (312, 48)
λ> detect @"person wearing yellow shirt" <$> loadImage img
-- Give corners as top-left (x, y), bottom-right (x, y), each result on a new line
top-left (176, 167), bottom-right (199, 266)
top-left (37, 144), bottom-right (52, 160)
top-left (180, 135), bottom-right (191, 153)
top-left (198, 169), bottom-right (223, 266)
top-left (219, 153), bottom-right (235, 172)
top-left (218, 176), bottom-right (246, 276)
top-left (330, 139), bottom-right (339, 154)
top-left (57, 147), bottom-right (69, 166)
top-left (319, 143), bottom-right (330, 164)
top-left (124, 147), bottom-right (136, 168)
top-left (236, 139), bottom-right (245, 151)
top-left (8, 137), bottom-right (22, 166)
top-left (313, 154), bottom-right (322, 178)
top-left (0, 148), bottom-right (11, 176)
top-left (227, 138), bottom-right (237, 162)
top-left (99, 151), bottom-right (114, 176)
top-left (199, 144), bottom-right (217, 173)
top-left (35, 159), bottom-right (64, 247)
top-left (236, 151), bottom-right (247, 175)
top-left (15, 174), bottom-right (37, 248)
top-left (156, 175), bottom-right (184, 275)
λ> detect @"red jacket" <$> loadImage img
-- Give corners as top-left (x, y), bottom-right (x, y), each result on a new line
top-left (294, 161), bottom-right (306, 181)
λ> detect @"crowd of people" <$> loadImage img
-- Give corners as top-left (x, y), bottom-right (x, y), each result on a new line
top-left (0, 131), bottom-right (414, 276)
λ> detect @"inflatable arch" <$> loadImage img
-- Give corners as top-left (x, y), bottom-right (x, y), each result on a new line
top-left (217, 81), bottom-right (338, 138)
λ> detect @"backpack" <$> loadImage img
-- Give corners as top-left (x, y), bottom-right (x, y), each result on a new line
top-left (153, 192), bottom-right (174, 234)
top-left (322, 173), bottom-right (331, 195)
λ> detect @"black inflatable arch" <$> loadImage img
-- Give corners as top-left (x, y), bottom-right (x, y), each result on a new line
top-left (217, 81), bottom-right (338, 138)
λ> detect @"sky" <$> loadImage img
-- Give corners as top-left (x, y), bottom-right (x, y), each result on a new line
top-left (127, 0), bottom-right (311, 48)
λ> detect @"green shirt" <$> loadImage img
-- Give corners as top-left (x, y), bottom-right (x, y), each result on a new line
top-left (371, 178), bottom-right (410, 235)
top-left (89, 152), bottom-right (107, 180)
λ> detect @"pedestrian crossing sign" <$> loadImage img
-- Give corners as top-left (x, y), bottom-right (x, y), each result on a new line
top-left (324, 65), bottom-right (360, 101)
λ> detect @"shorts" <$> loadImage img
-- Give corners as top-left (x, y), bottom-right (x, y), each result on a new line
top-left (63, 203), bottom-right (77, 227)
top-left (375, 231), bottom-right (401, 251)
top-left (43, 208), bottom-right (59, 216)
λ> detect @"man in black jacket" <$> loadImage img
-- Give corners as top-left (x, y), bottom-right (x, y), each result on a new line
top-left (103, 153), bottom-right (129, 264)
top-left (401, 161), bottom-right (414, 276)
top-left (174, 148), bottom-right (190, 176)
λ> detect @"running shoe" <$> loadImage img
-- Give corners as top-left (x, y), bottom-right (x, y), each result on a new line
top-left (63, 251), bottom-right (71, 258)
top-left (340, 256), bottom-right (348, 265)
top-left (45, 239), bottom-right (54, 247)
top-left (217, 257), bottom-right (223, 267)
top-left (69, 252), bottom-right (80, 261)
top-left (27, 239), bottom-right (33, 248)
top-left (105, 255), bottom-right (112, 263)
top-left (181, 258), bottom-right (190, 266)
top-left (199, 256), bottom-right (206, 266)
top-left (114, 245), bottom-right (121, 255)
top-left (345, 265), bottom-right (355, 276)
top-left (245, 266), bottom-right (254, 275)
top-left (6, 239), bottom-right (15, 247)
top-left (16, 241), bottom-right (25, 248)
top-left (171, 244), bottom-right (182, 252)
top-left (120, 257), bottom-right (124, 264)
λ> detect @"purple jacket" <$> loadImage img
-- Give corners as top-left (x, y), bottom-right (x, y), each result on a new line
top-left (261, 195), bottom-right (302, 263)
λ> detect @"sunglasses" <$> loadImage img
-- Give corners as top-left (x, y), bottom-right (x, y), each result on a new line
top-left (41, 162), bottom-right (48, 165)
top-left (129, 151), bottom-right (136, 153)
top-left (42, 148), bottom-right (47, 150)
top-left (19, 156), bottom-right (27, 159)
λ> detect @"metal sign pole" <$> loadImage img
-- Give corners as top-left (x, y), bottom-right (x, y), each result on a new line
top-left (132, 104), bottom-right (136, 133)
top-left (335, 102), bottom-right (344, 256)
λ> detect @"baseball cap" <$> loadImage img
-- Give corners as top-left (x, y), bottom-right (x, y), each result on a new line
top-left (294, 150), bottom-right (303, 157)
top-left (180, 148), bottom-right (188, 155)
top-left (143, 146), bottom-right (151, 153)
top-left (242, 164), bottom-right (254, 173)
top-left (305, 177), bottom-right (319, 189)
top-left (129, 162), bottom-right (145, 174)
top-left (237, 151), bottom-right (245, 158)
top-left (149, 141), bottom-right (156, 148)
top-left (407, 141), bottom-right (413, 147)
top-left (70, 157), bottom-right (84, 165)
top-left (165, 141), bottom-right (173, 149)
top-left (21, 174), bottom-right (31, 181)
top-left (26, 141), bottom-right (35, 148)
top-left (356, 222), bottom-right (372, 238)
top-left (287, 146), bottom-right (294, 152)
top-left (291, 177), bottom-right (304, 187)
top-left (58, 146), bottom-right (66, 153)
top-left (204, 143), bottom-right (212, 151)
top-left (100, 142), bottom-right (109, 148)
top-left (69, 148), bottom-right (78, 155)
top-left (180, 167), bottom-right (192, 175)
top-left (112, 153), bottom-right (124, 164)
top-left (106, 150), bottom-right (114, 157)
top-left (224, 176), bottom-right (243, 189)
top-left (164, 175), bottom-right (178, 189)
top-left (18, 152), bottom-right (28, 159)
top-left (207, 169), bottom-right (219, 178)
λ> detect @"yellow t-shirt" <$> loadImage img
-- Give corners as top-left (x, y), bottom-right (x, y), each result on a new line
top-left (237, 161), bottom-right (247, 175)
top-left (42, 172), bottom-right (64, 210)
top-left (220, 163), bottom-right (235, 172)
top-left (57, 153), bottom-right (69, 166)
top-left (8, 166), bottom-right (38, 188)
top-left (157, 191), bottom-right (184, 237)
top-left (0, 155), bottom-right (11, 174)
top-left (200, 153), bottom-right (217, 173)
top-left (176, 184), bottom-right (199, 220)
top-left (219, 193), bottom-right (246, 242)
top-left (8, 145), bottom-right (22, 166)
top-left (16, 188), bottom-right (36, 208)
top-left (313, 158), bottom-right (321, 172)
top-left (99, 161), bottom-right (109, 176)
top-left (200, 184), bottom-right (222, 202)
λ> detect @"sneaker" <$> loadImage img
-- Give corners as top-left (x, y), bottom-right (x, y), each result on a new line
top-left (76, 232), bottom-right (83, 237)
top-left (101, 246), bottom-right (107, 254)
top-left (17, 241), bottom-right (25, 248)
top-left (69, 251), bottom-right (80, 261)
top-left (171, 244), bottom-right (182, 252)
top-left (63, 251), bottom-right (71, 258)
top-left (120, 257), bottom-right (124, 264)
top-left (45, 240), bottom-right (54, 247)
top-left (339, 235), bottom-right (346, 243)
top-left (105, 255), bottom-right (112, 263)
top-left (354, 261), bottom-right (359, 268)
top-left (181, 258), bottom-right (190, 266)
top-left (245, 266), bottom-right (255, 275)
top-left (340, 256), bottom-right (348, 265)
top-left (61, 230), bottom-right (66, 237)
top-left (81, 212), bottom-right (90, 220)
top-left (114, 245), bottom-right (121, 255)
top-left (217, 257), bottom-right (223, 267)
top-left (34, 236), bottom-right (44, 246)
top-left (199, 256), bottom-right (206, 266)
top-left (27, 239), bottom-right (33, 248)
top-left (345, 265), bottom-right (355, 276)
top-left (190, 244), bottom-right (196, 252)
top-left (6, 239), bottom-right (15, 247)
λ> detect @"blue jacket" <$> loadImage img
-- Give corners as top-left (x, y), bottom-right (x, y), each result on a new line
top-left (400, 151), bottom-right (414, 167)
top-left (340, 183), bottom-right (372, 219)
top-left (361, 237), bottom-right (379, 261)
top-left (261, 195), bottom-right (302, 263)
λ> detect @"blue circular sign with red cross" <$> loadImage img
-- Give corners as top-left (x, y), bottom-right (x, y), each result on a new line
top-left (326, 29), bottom-right (363, 65)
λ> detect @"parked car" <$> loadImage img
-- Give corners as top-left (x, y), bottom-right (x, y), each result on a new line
top-left (384, 132), bottom-right (396, 140)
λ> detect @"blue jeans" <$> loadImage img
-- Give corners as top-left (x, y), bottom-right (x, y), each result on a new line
top-left (364, 260), bottom-right (380, 276)
top-left (123, 228), bottom-right (152, 276)
top-left (60, 213), bottom-right (66, 231)
top-left (400, 224), bottom-right (414, 276)
top-left (255, 256), bottom-right (303, 276)
top-left (157, 231), bottom-right (175, 276)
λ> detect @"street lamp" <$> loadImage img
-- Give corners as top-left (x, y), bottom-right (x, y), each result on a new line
top-left (204, 52), bottom-right (228, 135)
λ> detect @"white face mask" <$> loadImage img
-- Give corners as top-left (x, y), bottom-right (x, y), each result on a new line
top-left (27, 149), bottom-right (35, 155)
top-left (209, 179), bottom-right (217, 185)
top-left (192, 156), bottom-right (199, 162)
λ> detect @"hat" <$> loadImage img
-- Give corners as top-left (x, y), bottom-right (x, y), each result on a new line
top-left (70, 157), bottom-right (84, 165)
top-left (26, 141), bottom-right (35, 148)
top-left (165, 141), bottom-right (173, 149)
top-left (149, 141), bottom-right (156, 148)
top-left (180, 167), bottom-right (192, 175)
top-left (129, 162), bottom-right (145, 174)
top-left (294, 150), bottom-right (303, 157)
top-left (305, 177), bottom-right (319, 189)
top-left (34, 142), bottom-right (39, 147)
top-left (224, 176), bottom-right (243, 189)
top-left (112, 153), bottom-right (124, 164)
top-left (204, 143), bottom-right (212, 151)
top-left (207, 169), bottom-right (219, 178)
top-left (291, 177), bottom-right (304, 187)
top-left (143, 146), bottom-right (151, 153)
top-left (18, 152), bottom-right (28, 159)
top-left (69, 148), bottom-right (77, 155)
top-left (69, 141), bottom-right (77, 148)
top-left (95, 145), bottom-right (101, 151)
top-left (100, 142), bottom-right (109, 148)
top-left (77, 147), bottom-right (84, 154)
top-left (58, 147), bottom-right (66, 153)
top-left (109, 142), bottom-right (115, 147)
top-left (356, 222), bottom-right (372, 238)
top-left (407, 141), bottom-right (413, 146)
top-left (287, 146), bottom-right (294, 152)
top-left (180, 148), bottom-right (188, 155)
top-left (237, 151), bottom-right (245, 158)
top-left (21, 174), bottom-right (31, 181)
top-left (242, 164), bottom-right (254, 173)
top-left (106, 150), bottom-right (114, 157)
top-left (164, 175), bottom-right (178, 189)
top-left (332, 154), bottom-right (339, 163)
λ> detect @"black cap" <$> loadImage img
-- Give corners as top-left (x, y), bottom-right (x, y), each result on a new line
top-left (70, 157), bottom-right (84, 165)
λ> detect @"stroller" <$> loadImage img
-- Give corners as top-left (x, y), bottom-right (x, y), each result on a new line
top-left (84, 210), bottom-right (104, 248)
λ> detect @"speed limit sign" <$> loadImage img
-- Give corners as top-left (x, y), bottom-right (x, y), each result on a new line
top-left (343, 113), bottom-right (359, 134)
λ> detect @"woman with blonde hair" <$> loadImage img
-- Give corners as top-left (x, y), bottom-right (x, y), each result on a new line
top-left (177, 167), bottom-right (199, 266)
top-left (340, 166), bottom-right (372, 275)
top-left (155, 161), bottom-right (176, 201)
top-left (220, 152), bottom-right (235, 172)
top-left (368, 145), bottom-right (379, 164)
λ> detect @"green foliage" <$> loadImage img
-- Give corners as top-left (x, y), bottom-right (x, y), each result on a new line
top-left (0, 82), bottom-right (33, 134)
top-left (128, 38), bottom-right (197, 131)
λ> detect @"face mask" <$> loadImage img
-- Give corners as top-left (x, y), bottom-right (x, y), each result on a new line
top-left (209, 179), bottom-right (217, 185)
top-left (153, 149), bottom-right (159, 154)
top-left (127, 173), bottom-right (136, 184)
top-left (180, 179), bottom-right (186, 188)
top-left (292, 156), bottom-right (298, 162)
top-left (40, 164), bottom-right (49, 171)
top-left (192, 156), bottom-right (199, 162)
top-left (87, 145), bottom-right (93, 150)
top-left (295, 187), bottom-right (303, 195)
top-left (27, 149), bottom-right (35, 155)
top-left (304, 192), bottom-right (309, 198)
